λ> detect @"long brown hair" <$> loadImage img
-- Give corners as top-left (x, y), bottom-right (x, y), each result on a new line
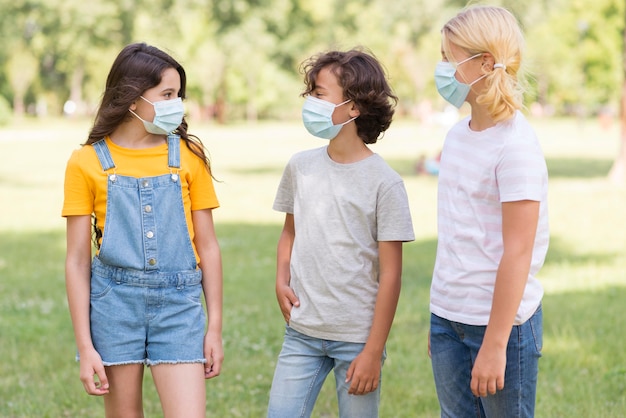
top-left (86, 42), bottom-right (210, 170)
top-left (87, 43), bottom-right (213, 248)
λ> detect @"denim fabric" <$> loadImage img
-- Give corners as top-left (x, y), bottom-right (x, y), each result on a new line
top-left (90, 257), bottom-right (205, 365)
top-left (93, 136), bottom-right (196, 272)
top-left (267, 326), bottom-right (385, 418)
top-left (87, 136), bottom-right (205, 366)
top-left (430, 305), bottom-right (543, 418)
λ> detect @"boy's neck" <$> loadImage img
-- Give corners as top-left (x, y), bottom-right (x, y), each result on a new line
top-left (327, 134), bottom-right (373, 164)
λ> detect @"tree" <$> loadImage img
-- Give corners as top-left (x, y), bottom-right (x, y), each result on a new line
top-left (0, 0), bottom-right (624, 124)
top-left (6, 48), bottom-right (37, 117)
top-left (608, 5), bottom-right (626, 185)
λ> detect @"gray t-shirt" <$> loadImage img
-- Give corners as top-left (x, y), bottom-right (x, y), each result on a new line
top-left (273, 146), bottom-right (415, 343)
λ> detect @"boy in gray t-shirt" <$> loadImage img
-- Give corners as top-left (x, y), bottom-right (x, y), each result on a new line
top-left (267, 49), bottom-right (415, 418)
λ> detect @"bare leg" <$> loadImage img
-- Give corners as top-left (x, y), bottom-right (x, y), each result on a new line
top-left (103, 364), bottom-right (145, 418)
top-left (151, 363), bottom-right (206, 418)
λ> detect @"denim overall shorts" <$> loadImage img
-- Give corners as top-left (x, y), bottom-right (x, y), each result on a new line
top-left (89, 135), bottom-right (206, 366)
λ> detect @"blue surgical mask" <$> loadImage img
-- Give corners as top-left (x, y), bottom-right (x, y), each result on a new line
top-left (434, 54), bottom-right (486, 108)
top-left (302, 96), bottom-right (357, 140)
top-left (129, 96), bottom-right (185, 135)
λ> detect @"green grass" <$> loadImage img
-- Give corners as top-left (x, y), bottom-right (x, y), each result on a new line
top-left (0, 116), bottom-right (625, 417)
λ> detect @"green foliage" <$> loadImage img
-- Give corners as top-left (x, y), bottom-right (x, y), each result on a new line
top-left (0, 0), bottom-right (623, 121)
top-left (523, 0), bottom-right (624, 114)
top-left (0, 94), bottom-right (11, 125)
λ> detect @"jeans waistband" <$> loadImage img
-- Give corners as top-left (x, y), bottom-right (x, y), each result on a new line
top-left (92, 256), bottom-right (202, 288)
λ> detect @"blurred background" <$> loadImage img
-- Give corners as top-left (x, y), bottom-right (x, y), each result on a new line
top-left (0, 0), bottom-right (623, 125)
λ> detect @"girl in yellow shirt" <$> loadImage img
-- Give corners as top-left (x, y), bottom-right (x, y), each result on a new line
top-left (62, 42), bottom-right (223, 418)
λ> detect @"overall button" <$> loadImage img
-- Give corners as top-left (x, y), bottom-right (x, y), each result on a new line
top-left (146, 231), bottom-right (154, 238)
top-left (144, 205), bottom-right (152, 213)
top-left (171, 173), bottom-right (179, 181)
top-left (148, 258), bottom-right (157, 266)
top-left (109, 174), bottom-right (117, 182)
top-left (141, 180), bottom-right (149, 188)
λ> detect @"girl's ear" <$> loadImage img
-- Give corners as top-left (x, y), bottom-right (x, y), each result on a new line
top-left (481, 53), bottom-right (495, 70)
top-left (129, 98), bottom-right (139, 111)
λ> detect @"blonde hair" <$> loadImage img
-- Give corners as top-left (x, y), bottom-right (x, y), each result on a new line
top-left (442, 6), bottom-right (526, 123)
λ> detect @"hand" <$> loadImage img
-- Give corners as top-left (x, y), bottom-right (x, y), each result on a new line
top-left (79, 348), bottom-right (109, 396)
top-left (345, 350), bottom-right (381, 395)
top-left (204, 332), bottom-right (224, 379)
top-left (470, 344), bottom-right (506, 397)
top-left (276, 284), bottom-right (299, 323)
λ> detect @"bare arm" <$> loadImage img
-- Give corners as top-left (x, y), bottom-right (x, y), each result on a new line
top-left (65, 215), bottom-right (109, 395)
top-left (346, 240), bottom-right (403, 395)
top-left (275, 214), bottom-right (299, 323)
top-left (471, 200), bottom-right (540, 397)
top-left (192, 209), bottom-right (224, 379)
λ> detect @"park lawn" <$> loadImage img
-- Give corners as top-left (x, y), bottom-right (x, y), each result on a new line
top-left (0, 117), bottom-right (624, 417)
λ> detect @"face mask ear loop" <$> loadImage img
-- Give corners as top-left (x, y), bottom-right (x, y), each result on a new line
top-left (455, 53), bottom-right (482, 67)
top-left (336, 99), bottom-right (357, 126)
top-left (341, 115), bottom-right (358, 126)
top-left (129, 108), bottom-right (147, 123)
top-left (469, 72), bottom-right (489, 86)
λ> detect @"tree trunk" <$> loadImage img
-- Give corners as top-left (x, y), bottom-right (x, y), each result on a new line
top-left (12, 93), bottom-right (25, 117)
top-left (608, 6), bottom-right (626, 185)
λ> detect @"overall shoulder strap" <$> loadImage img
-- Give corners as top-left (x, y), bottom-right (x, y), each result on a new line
top-left (92, 139), bottom-right (116, 171)
top-left (167, 134), bottom-right (181, 169)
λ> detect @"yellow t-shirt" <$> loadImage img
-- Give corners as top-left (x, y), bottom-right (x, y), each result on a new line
top-left (62, 137), bottom-right (219, 262)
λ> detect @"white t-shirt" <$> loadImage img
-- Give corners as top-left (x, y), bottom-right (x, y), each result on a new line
top-left (430, 111), bottom-right (549, 326)
top-left (274, 146), bottom-right (415, 343)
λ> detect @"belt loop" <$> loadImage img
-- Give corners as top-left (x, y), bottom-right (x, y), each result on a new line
top-left (176, 273), bottom-right (184, 290)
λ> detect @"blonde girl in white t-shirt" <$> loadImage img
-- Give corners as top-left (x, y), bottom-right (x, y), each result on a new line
top-left (429, 6), bottom-right (549, 417)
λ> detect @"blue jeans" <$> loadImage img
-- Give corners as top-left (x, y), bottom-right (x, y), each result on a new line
top-left (430, 305), bottom-right (542, 418)
top-left (267, 326), bottom-right (385, 418)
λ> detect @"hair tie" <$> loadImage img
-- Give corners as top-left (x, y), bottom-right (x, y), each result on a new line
top-left (493, 63), bottom-right (506, 70)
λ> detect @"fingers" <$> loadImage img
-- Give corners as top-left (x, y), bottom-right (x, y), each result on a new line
top-left (81, 366), bottom-right (109, 396)
top-left (205, 354), bottom-right (223, 379)
top-left (470, 375), bottom-right (503, 397)
top-left (205, 361), bottom-right (221, 379)
top-left (470, 348), bottom-right (506, 397)
top-left (287, 289), bottom-right (300, 307)
top-left (279, 303), bottom-right (291, 323)
top-left (348, 375), bottom-right (378, 395)
top-left (278, 286), bottom-right (299, 306)
top-left (204, 342), bottom-right (224, 380)
top-left (345, 360), bottom-right (379, 395)
top-left (497, 376), bottom-right (505, 391)
top-left (345, 362), bottom-right (354, 384)
top-left (278, 287), bottom-right (300, 323)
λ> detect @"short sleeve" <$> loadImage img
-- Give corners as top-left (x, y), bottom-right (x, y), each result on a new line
top-left (186, 147), bottom-right (219, 211)
top-left (273, 159), bottom-right (295, 214)
top-left (497, 138), bottom-right (547, 203)
top-left (376, 180), bottom-right (415, 242)
top-left (62, 149), bottom-right (95, 217)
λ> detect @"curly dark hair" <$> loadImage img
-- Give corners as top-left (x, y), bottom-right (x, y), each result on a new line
top-left (300, 48), bottom-right (398, 144)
